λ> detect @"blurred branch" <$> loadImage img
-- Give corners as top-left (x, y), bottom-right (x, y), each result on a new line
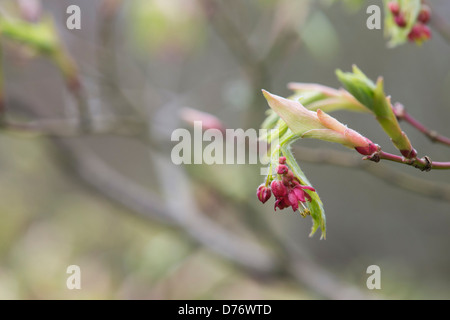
top-left (264, 29), bottom-right (300, 64)
top-left (199, 0), bottom-right (302, 128)
top-left (96, 0), bottom-right (143, 118)
top-left (55, 139), bottom-right (278, 276)
top-left (0, 44), bottom-right (4, 119)
top-left (17, 0), bottom-right (42, 22)
top-left (1, 114), bottom-right (145, 137)
top-left (199, 0), bottom-right (269, 127)
top-left (429, 4), bottom-right (450, 44)
top-left (53, 137), bottom-right (374, 299)
top-left (6, 96), bottom-right (373, 298)
top-left (199, 0), bottom-right (262, 70)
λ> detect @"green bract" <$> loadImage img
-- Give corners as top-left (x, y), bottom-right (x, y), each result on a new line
top-left (337, 65), bottom-right (413, 156)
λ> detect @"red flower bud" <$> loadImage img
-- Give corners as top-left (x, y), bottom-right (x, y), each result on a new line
top-left (388, 2), bottom-right (400, 16)
top-left (259, 166), bottom-right (317, 212)
top-left (400, 148), bottom-right (417, 159)
top-left (257, 185), bottom-right (272, 204)
top-left (279, 156), bottom-right (287, 164)
top-left (421, 24), bottom-right (431, 39)
top-left (418, 5), bottom-right (431, 24)
top-left (355, 139), bottom-right (378, 156)
top-left (283, 176), bottom-right (295, 186)
top-left (394, 14), bottom-right (407, 28)
top-left (180, 107), bottom-right (225, 132)
top-left (271, 180), bottom-right (287, 198)
top-left (18, 0), bottom-right (42, 23)
top-left (277, 165), bottom-right (289, 175)
top-left (408, 23), bottom-right (431, 42)
top-left (283, 171), bottom-right (294, 183)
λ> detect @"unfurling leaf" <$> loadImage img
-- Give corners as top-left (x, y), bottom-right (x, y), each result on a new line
top-left (336, 65), bottom-right (414, 156)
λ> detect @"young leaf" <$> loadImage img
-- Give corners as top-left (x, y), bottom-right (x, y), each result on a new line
top-left (262, 90), bottom-right (327, 136)
top-left (337, 66), bottom-right (413, 156)
top-left (281, 145), bottom-right (326, 239)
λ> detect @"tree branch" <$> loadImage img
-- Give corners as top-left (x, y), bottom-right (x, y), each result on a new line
top-left (393, 103), bottom-right (450, 147)
top-left (0, 115), bottom-right (145, 137)
top-left (367, 150), bottom-right (450, 171)
top-left (292, 145), bottom-right (450, 202)
top-left (429, 5), bottom-right (450, 44)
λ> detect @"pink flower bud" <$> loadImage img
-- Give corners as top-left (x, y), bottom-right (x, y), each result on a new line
top-left (400, 148), bottom-right (417, 159)
top-left (316, 109), bottom-right (347, 134)
top-left (418, 5), bottom-right (431, 24)
top-left (277, 165), bottom-right (289, 175)
top-left (271, 180), bottom-right (287, 198)
top-left (421, 25), bottom-right (432, 39)
top-left (257, 185), bottom-right (272, 204)
top-left (394, 14), bottom-right (407, 28)
top-left (180, 107), bottom-right (225, 132)
top-left (408, 23), bottom-right (431, 42)
top-left (355, 139), bottom-right (378, 156)
top-left (18, 0), bottom-right (42, 23)
top-left (388, 2), bottom-right (400, 16)
top-left (282, 171), bottom-right (295, 185)
top-left (279, 156), bottom-right (287, 164)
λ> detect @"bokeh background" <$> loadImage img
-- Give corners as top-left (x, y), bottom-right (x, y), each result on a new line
top-left (0, 0), bottom-right (449, 299)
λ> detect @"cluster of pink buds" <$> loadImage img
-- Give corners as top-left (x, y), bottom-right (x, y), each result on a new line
top-left (257, 156), bottom-right (316, 214)
top-left (388, 1), bottom-right (432, 43)
top-left (388, 2), bottom-right (407, 27)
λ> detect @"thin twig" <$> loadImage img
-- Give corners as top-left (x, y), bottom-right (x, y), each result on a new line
top-left (0, 115), bottom-right (145, 137)
top-left (429, 6), bottom-right (450, 44)
top-left (393, 103), bottom-right (450, 147)
top-left (372, 150), bottom-right (450, 171)
top-left (292, 145), bottom-right (450, 202)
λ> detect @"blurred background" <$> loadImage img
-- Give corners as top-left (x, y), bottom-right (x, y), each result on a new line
top-left (0, 0), bottom-right (449, 299)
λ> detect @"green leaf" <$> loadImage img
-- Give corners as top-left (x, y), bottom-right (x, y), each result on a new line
top-left (306, 97), bottom-right (369, 113)
top-left (0, 18), bottom-right (58, 54)
top-left (372, 77), bottom-right (394, 119)
top-left (336, 66), bottom-right (376, 112)
top-left (290, 91), bottom-right (327, 107)
top-left (337, 66), bottom-right (413, 154)
top-left (281, 145), bottom-right (326, 239)
top-left (261, 109), bottom-right (280, 130)
top-left (372, 78), bottom-right (411, 151)
top-left (307, 194), bottom-right (326, 239)
top-left (302, 129), bottom-right (352, 148)
top-left (262, 90), bottom-right (327, 136)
